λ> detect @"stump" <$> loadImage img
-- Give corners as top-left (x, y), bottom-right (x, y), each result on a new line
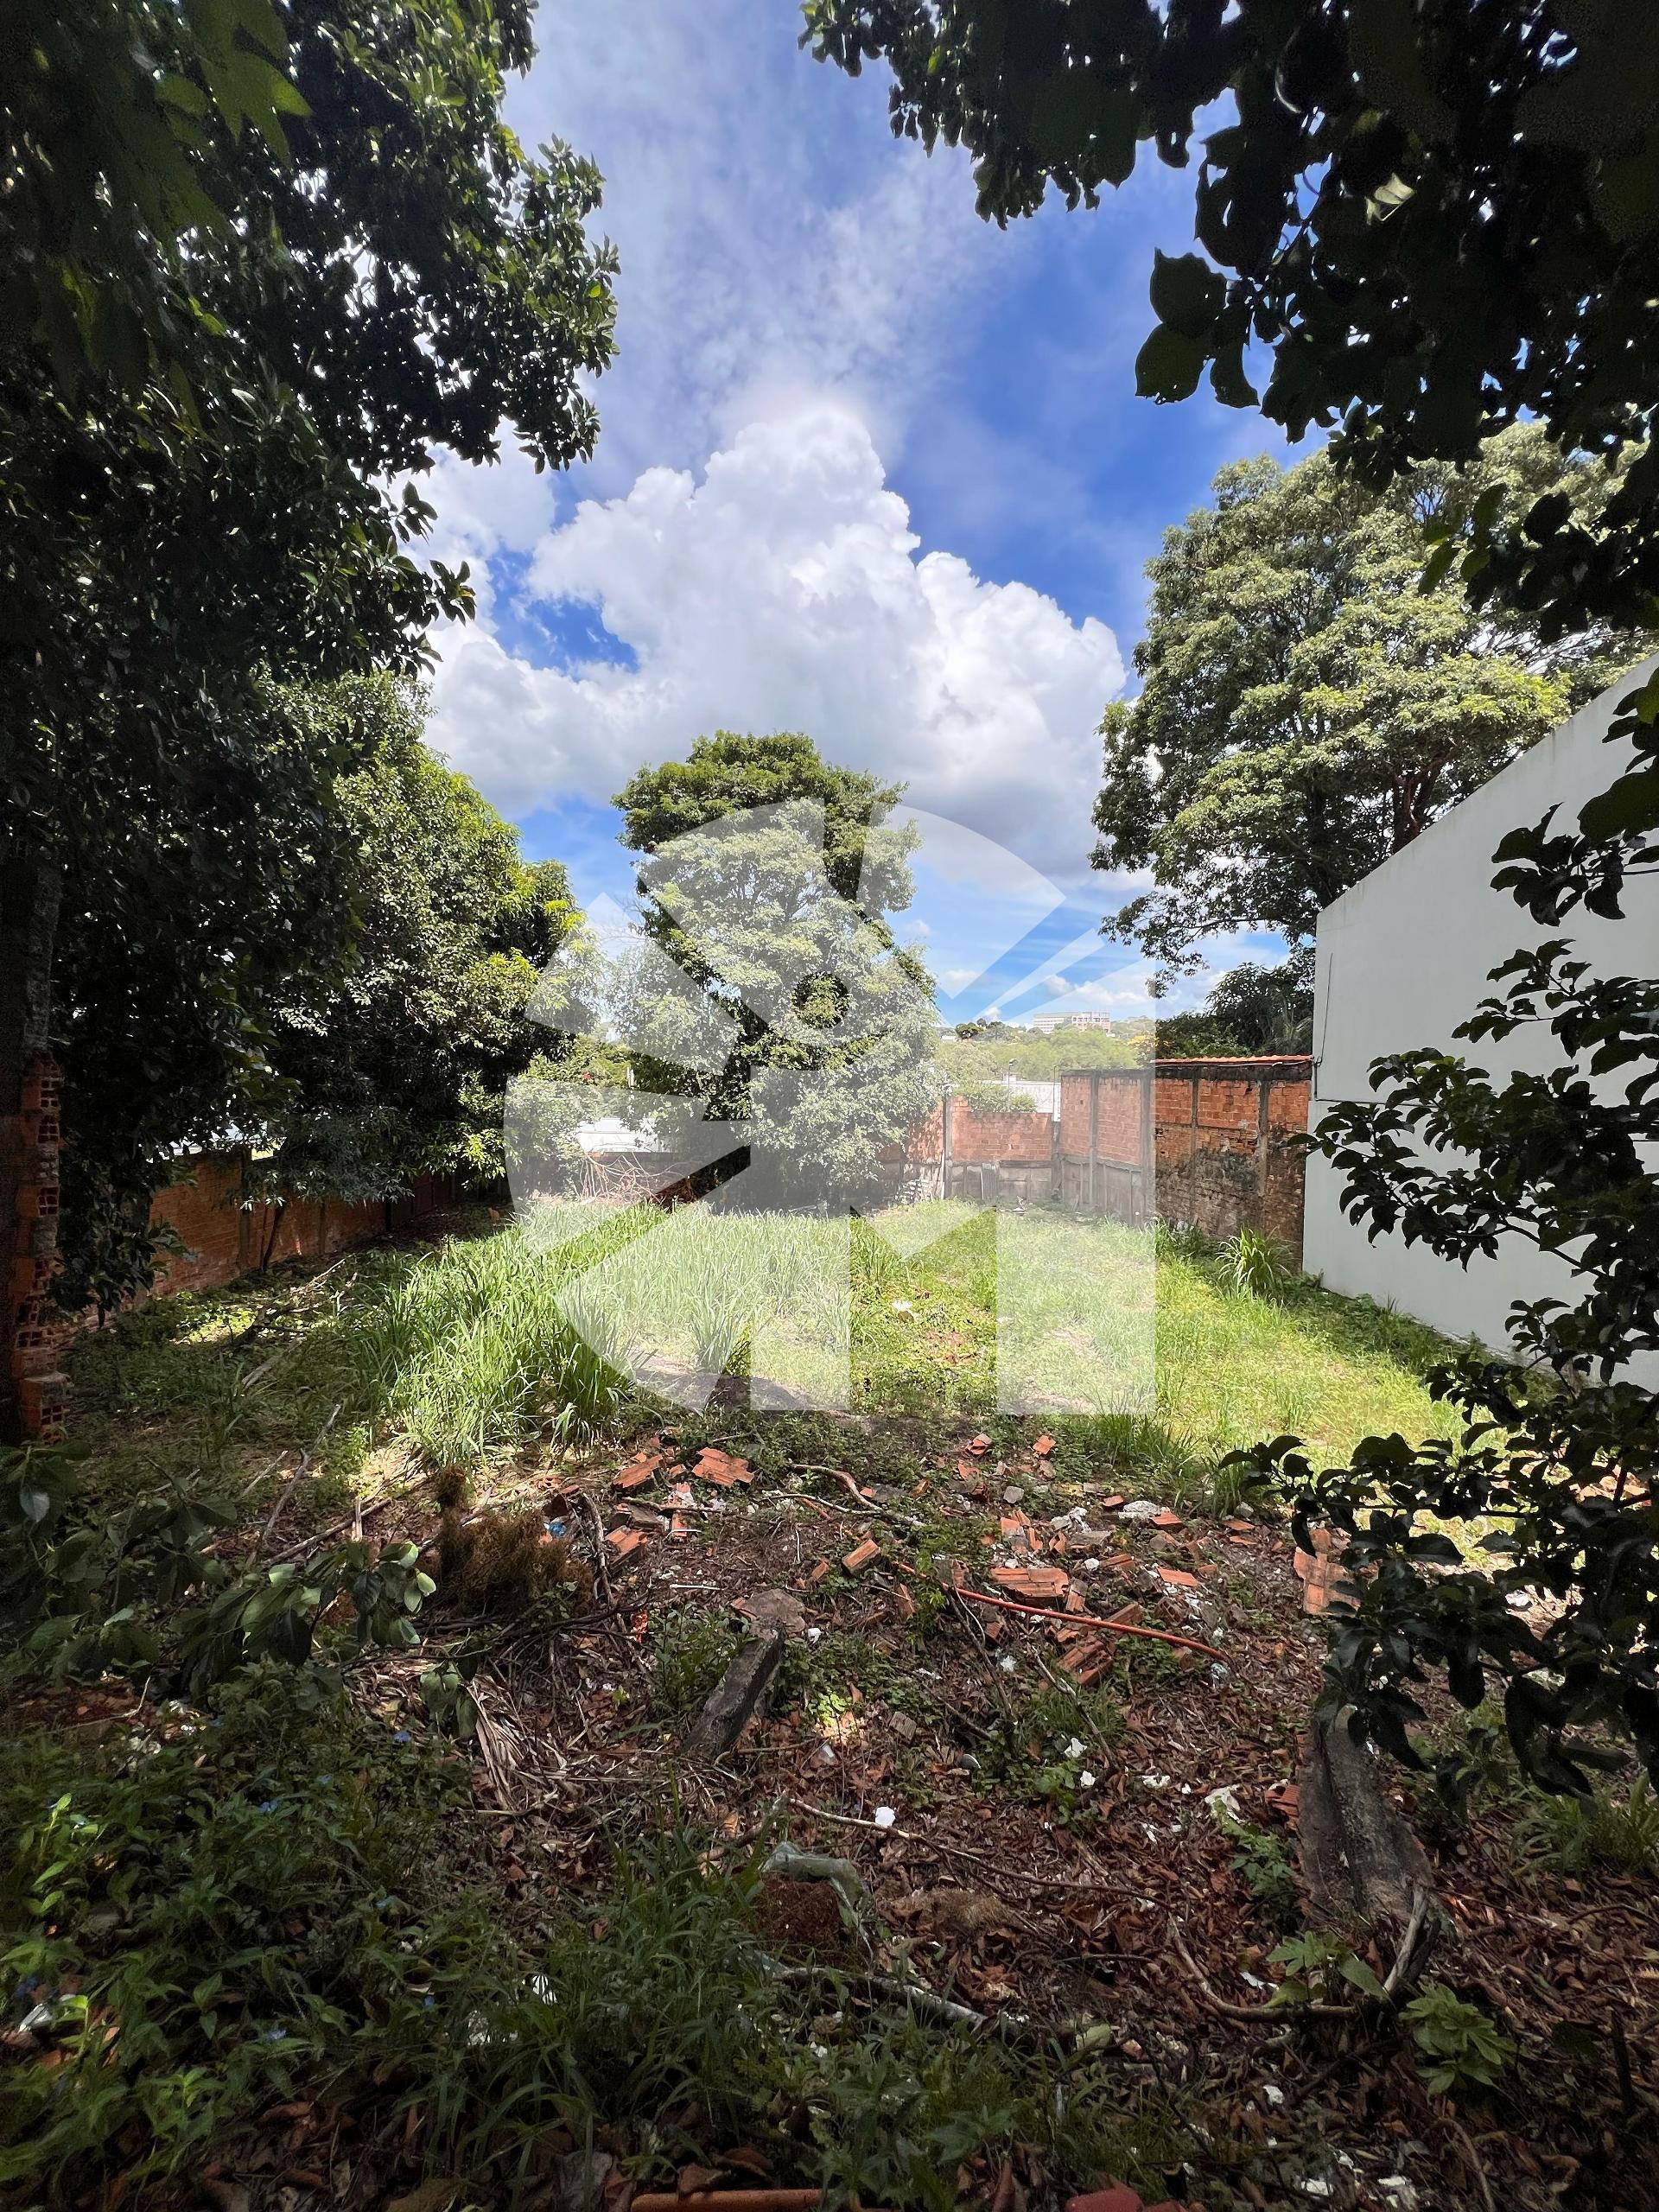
top-left (683, 1630), bottom-right (786, 1758)
top-left (1298, 1709), bottom-right (1438, 1945)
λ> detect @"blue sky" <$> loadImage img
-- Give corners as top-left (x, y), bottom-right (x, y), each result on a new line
top-left (423, 1), bottom-right (1301, 1017)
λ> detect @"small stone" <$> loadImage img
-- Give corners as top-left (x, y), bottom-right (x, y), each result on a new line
top-left (1002, 1484), bottom-right (1025, 1505)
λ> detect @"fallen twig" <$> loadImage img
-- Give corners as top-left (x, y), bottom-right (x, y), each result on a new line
top-left (787, 1465), bottom-right (927, 1530)
top-left (267, 1471), bottom-right (423, 1563)
top-left (253, 1447), bottom-right (310, 1557)
top-left (1168, 1924), bottom-right (1353, 2023)
top-left (773, 1961), bottom-right (985, 2031)
top-left (952, 1583), bottom-right (1228, 1663)
top-left (1441, 2111), bottom-right (1497, 2212)
top-left (785, 1796), bottom-right (1135, 1895)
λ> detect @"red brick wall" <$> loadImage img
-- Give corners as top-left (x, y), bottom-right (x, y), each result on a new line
top-left (16, 1152), bottom-right (460, 1433)
top-left (1059, 1060), bottom-right (1311, 1262)
top-left (894, 1097), bottom-right (1058, 1166)
top-left (945, 1100), bottom-right (1056, 1163)
top-left (1148, 1059), bottom-right (1309, 1260)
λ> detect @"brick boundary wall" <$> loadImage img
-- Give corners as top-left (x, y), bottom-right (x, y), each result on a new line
top-left (10, 1150), bottom-right (460, 1438)
top-left (1059, 1059), bottom-right (1312, 1262)
top-left (3, 1056), bottom-right (69, 1442)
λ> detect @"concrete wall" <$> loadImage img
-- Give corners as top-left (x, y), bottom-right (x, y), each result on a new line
top-left (1306, 657), bottom-right (1659, 1360)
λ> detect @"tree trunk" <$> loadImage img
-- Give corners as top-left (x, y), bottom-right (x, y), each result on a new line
top-left (0, 836), bottom-right (64, 1443)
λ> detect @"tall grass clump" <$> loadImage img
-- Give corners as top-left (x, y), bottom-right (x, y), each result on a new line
top-left (344, 1216), bottom-right (645, 1465)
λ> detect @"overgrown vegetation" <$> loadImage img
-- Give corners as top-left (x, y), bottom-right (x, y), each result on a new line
top-left (0, 1673), bottom-right (1202, 2211)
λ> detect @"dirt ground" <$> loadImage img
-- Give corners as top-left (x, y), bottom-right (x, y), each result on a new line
top-left (334, 1416), bottom-right (1659, 2212)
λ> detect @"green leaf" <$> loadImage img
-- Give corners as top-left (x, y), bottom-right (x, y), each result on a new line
top-left (1579, 768), bottom-right (1659, 841)
top-left (1338, 1953), bottom-right (1389, 2001)
top-left (1148, 249), bottom-right (1224, 340)
top-left (1135, 323), bottom-right (1205, 404)
top-left (1210, 340), bottom-right (1258, 410)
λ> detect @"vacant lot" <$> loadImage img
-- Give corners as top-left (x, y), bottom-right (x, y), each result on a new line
top-left (3, 1213), bottom-right (1653, 2212)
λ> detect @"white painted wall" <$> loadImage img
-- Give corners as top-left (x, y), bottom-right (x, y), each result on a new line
top-left (1306, 657), bottom-right (1659, 1364)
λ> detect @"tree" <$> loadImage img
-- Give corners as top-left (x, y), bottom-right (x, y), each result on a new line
top-left (1, 1), bottom-right (615, 1419)
top-left (256, 681), bottom-right (578, 1204)
top-left (1147, 963), bottom-right (1313, 1060)
top-left (804, 0), bottom-right (1659, 639)
top-left (1230, 666), bottom-right (1659, 1792)
top-left (1092, 432), bottom-right (1653, 976)
top-left (609, 734), bottom-right (938, 1205)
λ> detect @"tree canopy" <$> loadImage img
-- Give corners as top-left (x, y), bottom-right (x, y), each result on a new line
top-left (805, 0), bottom-right (1659, 639)
top-left (1092, 429), bottom-right (1654, 976)
top-left (610, 734), bottom-right (938, 1204)
top-left (259, 683), bottom-right (579, 1203)
top-left (1, 0), bottom-right (616, 1363)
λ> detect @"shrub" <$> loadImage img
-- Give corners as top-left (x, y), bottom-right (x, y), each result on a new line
top-left (436, 1508), bottom-right (587, 1620)
top-left (1515, 1777), bottom-right (1659, 1878)
top-left (1402, 1985), bottom-right (1518, 2098)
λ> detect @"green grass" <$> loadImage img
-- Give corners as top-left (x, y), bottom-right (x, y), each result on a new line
top-left (65, 1202), bottom-right (1457, 1522)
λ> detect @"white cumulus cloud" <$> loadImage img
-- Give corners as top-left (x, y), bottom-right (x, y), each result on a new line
top-left (429, 403), bottom-right (1125, 878)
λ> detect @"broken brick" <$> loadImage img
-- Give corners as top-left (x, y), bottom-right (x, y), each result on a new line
top-left (613, 1452), bottom-right (664, 1491)
top-left (991, 1565), bottom-right (1070, 1601)
top-left (804, 1559), bottom-right (831, 1587)
top-left (1294, 1525), bottom-right (1357, 1616)
top-left (1154, 1564), bottom-right (1198, 1590)
top-left (606, 1528), bottom-right (647, 1558)
top-left (842, 1539), bottom-right (880, 1573)
top-left (693, 1446), bottom-right (753, 1488)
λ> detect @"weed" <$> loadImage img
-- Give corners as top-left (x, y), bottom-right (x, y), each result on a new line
top-left (773, 1631), bottom-right (937, 1725)
top-left (1221, 1818), bottom-right (1300, 1930)
top-left (1514, 1777), bottom-right (1659, 1878)
top-left (1220, 1228), bottom-right (1294, 1301)
top-left (980, 1677), bottom-right (1122, 1813)
top-left (652, 1608), bottom-right (741, 1716)
top-left (436, 1509), bottom-right (587, 1620)
top-left (1402, 1984), bottom-right (1517, 2097)
top-left (1267, 1930), bottom-right (1387, 2008)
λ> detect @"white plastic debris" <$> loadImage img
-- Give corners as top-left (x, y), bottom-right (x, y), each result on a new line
top-left (1262, 2082), bottom-right (1285, 2107)
top-left (1119, 1499), bottom-right (1163, 1522)
top-left (872, 1805), bottom-right (898, 1829)
top-left (1204, 1784), bottom-right (1242, 1822)
top-left (1079, 1770), bottom-right (1097, 1789)
top-left (806, 1626), bottom-right (823, 1643)
top-left (998, 1653), bottom-right (1017, 1673)
top-left (1065, 1737), bottom-right (1086, 1759)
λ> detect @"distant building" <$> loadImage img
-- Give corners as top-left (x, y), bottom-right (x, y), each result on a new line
top-left (1019, 1011), bottom-right (1120, 1033)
